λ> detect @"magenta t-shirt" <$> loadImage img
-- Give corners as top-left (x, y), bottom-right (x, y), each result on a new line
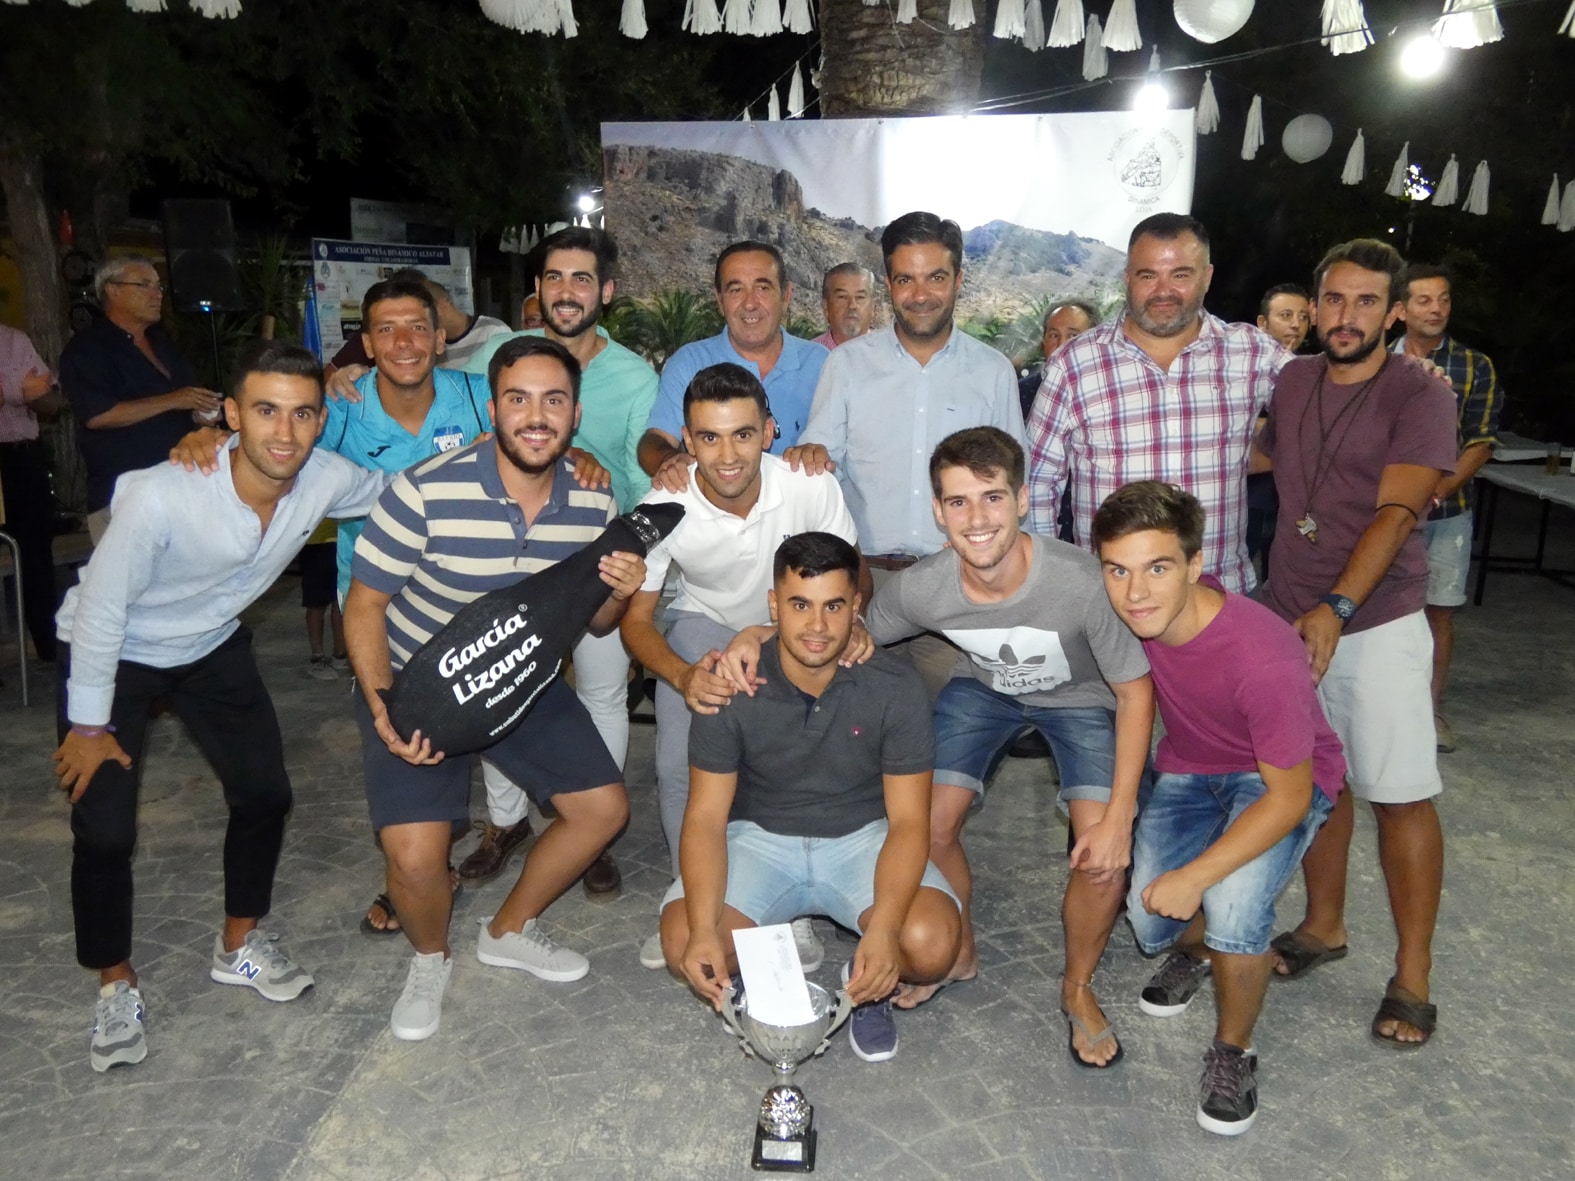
top-left (1259, 355), bottom-right (1457, 634)
top-left (1147, 579), bottom-right (1346, 801)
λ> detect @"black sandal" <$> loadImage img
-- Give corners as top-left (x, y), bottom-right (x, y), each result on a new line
top-left (1371, 978), bottom-right (1436, 1049)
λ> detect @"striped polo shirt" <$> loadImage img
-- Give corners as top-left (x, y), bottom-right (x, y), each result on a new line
top-left (352, 437), bottom-right (616, 669)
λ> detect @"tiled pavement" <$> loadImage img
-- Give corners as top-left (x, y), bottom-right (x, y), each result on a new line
top-left (0, 507), bottom-right (1571, 1180)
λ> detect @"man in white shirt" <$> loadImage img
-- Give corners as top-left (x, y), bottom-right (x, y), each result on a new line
top-left (621, 362), bottom-right (867, 969)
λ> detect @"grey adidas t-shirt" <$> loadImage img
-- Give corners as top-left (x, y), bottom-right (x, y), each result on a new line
top-left (865, 534), bottom-right (1150, 711)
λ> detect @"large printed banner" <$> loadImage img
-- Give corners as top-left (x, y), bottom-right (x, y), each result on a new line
top-left (309, 239), bottom-right (475, 360)
top-left (600, 112), bottom-right (1195, 325)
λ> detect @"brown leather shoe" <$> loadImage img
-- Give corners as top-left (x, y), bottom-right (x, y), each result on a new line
top-left (457, 818), bottom-right (534, 881)
top-left (582, 850), bottom-right (622, 898)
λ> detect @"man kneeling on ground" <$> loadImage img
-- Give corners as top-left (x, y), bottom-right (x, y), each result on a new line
top-left (662, 532), bottom-right (961, 1063)
top-left (1093, 481), bottom-right (1345, 1136)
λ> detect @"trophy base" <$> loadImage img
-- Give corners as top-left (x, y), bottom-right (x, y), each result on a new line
top-left (751, 1121), bottom-right (817, 1172)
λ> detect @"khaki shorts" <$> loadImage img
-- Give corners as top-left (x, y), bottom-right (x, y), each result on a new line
top-left (1316, 611), bottom-right (1442, 804)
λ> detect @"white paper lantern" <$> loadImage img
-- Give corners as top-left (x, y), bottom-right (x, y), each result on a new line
top-left (1281, 114), bottom-right (1333, 163)
top-left (1173, 0), bottom-right (1253, 44)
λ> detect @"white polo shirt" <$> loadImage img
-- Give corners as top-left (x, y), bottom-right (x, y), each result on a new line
top-left (638, 453), bottom-right (858, 630)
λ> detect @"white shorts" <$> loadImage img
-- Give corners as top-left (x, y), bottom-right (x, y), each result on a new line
top-left (1316, 611), bottom-right (1442, 804)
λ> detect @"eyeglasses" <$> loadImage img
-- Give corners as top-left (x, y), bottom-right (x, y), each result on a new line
top-left (109, 279), bottom-right (164, 292)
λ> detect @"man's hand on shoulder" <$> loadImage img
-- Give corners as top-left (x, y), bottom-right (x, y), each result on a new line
top-left (679, 652), bottom-right (738, 715)
top-left (715, 626), bottom-right (775, 696)
top-left (650, 449), bottom-right (695, 494)
top-left (781, 443), bottom-right (834, 476)
top-left (326, 364), bottom-right (369, 403)
top-left (168, 426), bottom-right (230, 474)
top-left (566, 447), bottom-right (612, 491)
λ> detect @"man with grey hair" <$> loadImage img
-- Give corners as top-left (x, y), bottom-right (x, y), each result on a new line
top-left (1019, 299), bottom-right (1098, 418)
top-left (60, 256), bottom-right (221, 542)
top-left (815, 262), bottom-right (877, 349)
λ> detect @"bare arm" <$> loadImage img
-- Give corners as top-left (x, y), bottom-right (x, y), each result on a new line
top-left (344, 578), bottom-right (442, 765)
top-left (1294, 463), bottom-right (1440, 682)
top-left (678, 766), bottom-right (740, 1008)
top-left (619, 588), bottom-right (737, 713)
top-left (1069, 674), bottom-right (1156, 883)
top-left (848, 769), bottom-right (933, 1005)
top-left (586, 551), bottom-right (645, 635)
top-left (1434, 440), bottom-right (1492, 501)
top-left (85, 386), bottom-right (221, 429)
top-left (1141, 758), bottom-right (1315, 923)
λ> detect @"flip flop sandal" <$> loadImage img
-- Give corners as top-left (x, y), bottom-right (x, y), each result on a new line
top-left (1371, 978), bottom-right (1437, 1049)
top-left (360, 893), bottom-right (400, 938)
top-left (892, 973), bottom-right (977, 1011)
top-left (1061, 1006), bottom-right (1124, 1069)
top-left (359, 868), bottom-right (463, 938)
top-left (1270, 930), bottom-right (1349, 980)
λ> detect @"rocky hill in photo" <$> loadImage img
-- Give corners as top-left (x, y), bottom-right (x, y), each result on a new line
top-left (603, 144), bottom-right (1128, 326)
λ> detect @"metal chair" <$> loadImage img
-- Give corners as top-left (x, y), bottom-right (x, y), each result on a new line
top-left (0, 479), bottom-right (28, 706)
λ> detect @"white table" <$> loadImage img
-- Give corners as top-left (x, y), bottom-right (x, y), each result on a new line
top-left (1472, 464), bottom-right (1575, 604)
top-left (1492, 432), bottom-right (1574, 465)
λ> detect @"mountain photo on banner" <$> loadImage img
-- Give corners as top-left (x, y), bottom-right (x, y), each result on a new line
top-left (601, 114), bottom-right (1196, 335)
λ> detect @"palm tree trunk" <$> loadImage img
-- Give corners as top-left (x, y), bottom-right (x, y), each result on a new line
top-left (817, 0), bottom-right (988, 117)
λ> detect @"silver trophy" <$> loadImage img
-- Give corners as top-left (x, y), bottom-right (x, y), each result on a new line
top-left (720, 981), bottom-right (852, 1172)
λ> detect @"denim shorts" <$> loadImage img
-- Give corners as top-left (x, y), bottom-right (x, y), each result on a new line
top-left (1422, 511), bottom-right (1472, 608)
top-left (1126, 772), bottom-right (1335, 957)
top-left (932, 677), bottom-right (1129, 813)
top-left (662, 818), bottom-right (958, 931)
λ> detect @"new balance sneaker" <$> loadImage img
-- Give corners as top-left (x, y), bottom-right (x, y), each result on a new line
top-left (843, 960), bottom-right (898, 1063)
top-left (391, 951), bottom-right (452, 1042)
top-left (1138, 952), bottom-right (1211, 1017)
top-left (1197, 1040), bottom-right (1259, 1136)
top-left (639, 931), bottom-right (667, 970)
top-left (476, 917), bottom-right (590, 982)
top-left (791, 917), bottom-right (824, 973)
top-left (90, 981), bottom-right (147, 1073)
top-left (307, 655), bottom-right (337, 681)
top-left (210, 930), bottom-right (315, 1002)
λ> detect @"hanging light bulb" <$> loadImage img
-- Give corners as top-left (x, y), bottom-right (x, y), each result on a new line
top-left (1399, 34), bottom-right (1446, 79)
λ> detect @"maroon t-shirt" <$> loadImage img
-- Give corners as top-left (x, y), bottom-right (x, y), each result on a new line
top-left (1259, 355), bottom-right (1457, 634)
top-left (1147, 578), bottom-right (1346, 802)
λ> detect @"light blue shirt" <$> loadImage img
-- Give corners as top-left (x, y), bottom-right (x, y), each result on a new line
top-left (56, 437), bottom-right (387, 724)
top-left (646, 329), bottom-right (829, 454)
top-left (323, 368), bottom-right (493, 600)
top-left (798, 324), bottom-right (1026, 557)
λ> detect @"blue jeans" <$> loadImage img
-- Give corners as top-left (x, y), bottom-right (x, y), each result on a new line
top-left (662, 819), bottom-right (957, 931)
top-left (933, 677), bottom-right (1140, 813)
top-left (1127, 772), bottom-right (1335, 957)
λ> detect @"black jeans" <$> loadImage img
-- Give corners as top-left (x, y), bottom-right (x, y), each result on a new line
top-left (0, 438), bottom-right (60, 660)
top-left (59, 628), bottom-right (293, 969)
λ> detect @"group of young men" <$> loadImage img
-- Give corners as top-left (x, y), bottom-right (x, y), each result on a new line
top-left (50, 206), bottom-right (1480, 1141)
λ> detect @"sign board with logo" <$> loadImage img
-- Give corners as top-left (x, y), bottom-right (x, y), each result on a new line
top-left (601, 112), bottom-right (1195, 325)
top-left (308, 239), bottom-right (475, 361)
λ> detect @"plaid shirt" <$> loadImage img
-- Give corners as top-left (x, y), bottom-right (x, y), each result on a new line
top-left (1389, 333), bottom-right (1501, 519)
top-left (1026, 311), bottom-right (1291, 595)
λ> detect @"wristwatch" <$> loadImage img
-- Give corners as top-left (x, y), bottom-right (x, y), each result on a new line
top-left (1318, 593), bottom-right (1357, 623)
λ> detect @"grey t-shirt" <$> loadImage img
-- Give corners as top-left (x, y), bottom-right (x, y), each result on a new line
top-left (687, 640), bottom-right (934, 839)
top-left (865, 534), bottom-right (1150, 710)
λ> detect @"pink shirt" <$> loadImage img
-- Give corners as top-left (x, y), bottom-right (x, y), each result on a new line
top-left (812, 330), bottom-right (839, 350)
top-left (1145, 578), bottom-right (1346, 801)
top-left (1027, 312), bottom-right (1291, 595)
top-left (0, 324), bottom-right (50, 444)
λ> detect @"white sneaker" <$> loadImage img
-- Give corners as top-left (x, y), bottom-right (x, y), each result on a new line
top-left (390, 951), bottom-right (452, 1042)
top-left (639, 931), bottom-right (667, 970)
top-left (91, 981), bottom-right (147, 1072)
top-left (210, 930), bottom-right (315, 1001)
top-left (792, 917), bottom-right (824, 973)
top-left (476, 917), bottom-right (589, 982)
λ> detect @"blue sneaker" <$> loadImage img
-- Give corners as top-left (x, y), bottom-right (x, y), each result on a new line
top-left (842, 960), bottom-right (898, 1063)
